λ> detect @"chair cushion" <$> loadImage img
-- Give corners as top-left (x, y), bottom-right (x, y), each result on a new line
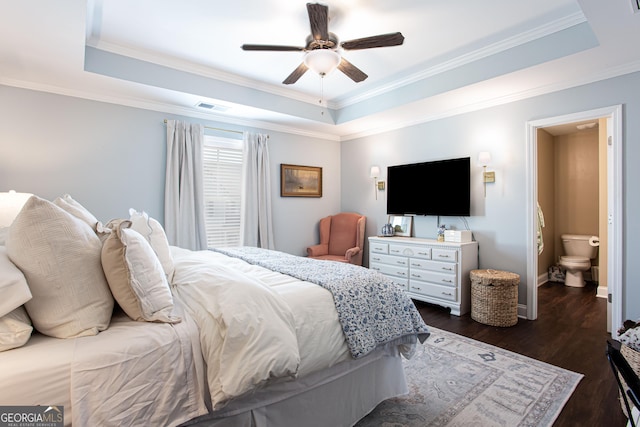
top-left (327, 213), bottom-right (360, 256)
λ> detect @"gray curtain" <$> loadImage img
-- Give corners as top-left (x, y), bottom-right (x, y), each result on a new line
top-left (241, 132), bottom-right (275, 249)
top-left (164, 120), bottom-right (207, 250)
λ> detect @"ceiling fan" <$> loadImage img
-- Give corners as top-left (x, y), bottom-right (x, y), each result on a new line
top-left (241, 3), bottom-right (405, 85)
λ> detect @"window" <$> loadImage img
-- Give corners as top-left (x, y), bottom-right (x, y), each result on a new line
top-left (202, 135), bottom-right (243, 248)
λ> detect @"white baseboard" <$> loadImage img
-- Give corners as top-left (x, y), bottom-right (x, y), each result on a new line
top-left (596, 285), bottom-right (608, 299)
top-left (518, 304), bottom-right (527, 318)
top-left (537, 273), bottom-right (548, 287)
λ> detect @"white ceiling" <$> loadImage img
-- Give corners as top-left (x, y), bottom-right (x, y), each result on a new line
top-left (1, 0), bottom-right (639, 140)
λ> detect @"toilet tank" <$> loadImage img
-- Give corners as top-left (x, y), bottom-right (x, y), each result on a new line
top-left (561, 234), bottom-right (598, 258)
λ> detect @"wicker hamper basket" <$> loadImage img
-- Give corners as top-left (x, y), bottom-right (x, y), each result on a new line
top-left (619, 343), bottom-right (640, 418)
top-left (470, 269), bottom-right (519, 327)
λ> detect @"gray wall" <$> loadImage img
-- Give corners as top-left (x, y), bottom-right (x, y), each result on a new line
top-left (341, 71), bottom-right (640, 321)
top-left (0, 85), bottom-right (341, 257)
top-left (2, 70), bottom-right (639, 321)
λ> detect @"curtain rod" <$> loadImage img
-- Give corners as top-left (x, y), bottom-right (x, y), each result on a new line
top-left (163, 119), bottom-right (243, 136)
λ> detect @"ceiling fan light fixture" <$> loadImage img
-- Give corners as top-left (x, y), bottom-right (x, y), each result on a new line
top-left (304, 49), bottom-right (341, 77)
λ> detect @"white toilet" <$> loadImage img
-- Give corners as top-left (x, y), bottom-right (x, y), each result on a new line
top-left (559, 234), bottom-right (599, 287)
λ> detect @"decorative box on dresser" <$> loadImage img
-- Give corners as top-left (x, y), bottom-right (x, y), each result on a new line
top-left (368, 236), bottom-right (478, 316)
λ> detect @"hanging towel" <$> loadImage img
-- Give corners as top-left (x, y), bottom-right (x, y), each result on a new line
top-left (537, 202), bottom-right (545, 255)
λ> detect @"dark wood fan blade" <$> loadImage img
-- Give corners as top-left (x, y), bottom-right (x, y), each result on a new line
top-left (341, 32), bottom-right (405, 50)
top-left (337, 58), bottom-right (368, 83)
top-left (283, 62), bottom-right (309, 84)
top-left (242, 44), bottom-right (304, 51)
top-left (307, 3), bottom-right (329, 41)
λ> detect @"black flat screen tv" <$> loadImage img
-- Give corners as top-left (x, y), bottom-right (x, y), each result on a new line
top-left (386, 157), bottom-right (471, 216)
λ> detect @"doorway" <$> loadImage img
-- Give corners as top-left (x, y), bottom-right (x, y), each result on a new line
top-left (525, 105), bottom-right (623, 333)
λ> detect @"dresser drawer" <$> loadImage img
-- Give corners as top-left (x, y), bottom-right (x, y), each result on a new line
top-left (388, 244), bottom-right (431, 259)
top-left (369, 241), bottom-right (389, 254)
top-left (408, 281), bottom-right (457, 302)
top-left (388, 277), bottom-right (409, 290)
top-left (431, 248), bottom-right (458, 262)
top-left (370, 262), bottom-right (409, 279)
top-left (369, 236), bottom-right (478, 316)
top-left (409, 269), bottom-right (457, 287)
top-left (409, 258), bottom-right (457, 274)
top-left (370, 253), bottom-right (408, 267)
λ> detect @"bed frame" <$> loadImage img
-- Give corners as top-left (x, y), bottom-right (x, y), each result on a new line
top-left (181, 345), bottom-right (406, 427)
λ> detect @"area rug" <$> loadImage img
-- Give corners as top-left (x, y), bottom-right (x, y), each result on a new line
top-left (356, 327), bottom-right (583, 427)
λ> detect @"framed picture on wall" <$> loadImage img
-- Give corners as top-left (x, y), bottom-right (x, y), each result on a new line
top-left (280, 164), bottom-right (323, 197)
top-left (388, 215), bottom-right (412, 237)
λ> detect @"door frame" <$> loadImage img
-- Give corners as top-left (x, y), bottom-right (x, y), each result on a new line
top-left (525, 105), bottom-right (623, 332)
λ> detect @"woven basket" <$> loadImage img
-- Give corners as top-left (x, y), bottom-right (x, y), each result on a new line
top-left (619, 343), bottom-right (640, 418)
top-left (470, 269), bottom-right (519, 327)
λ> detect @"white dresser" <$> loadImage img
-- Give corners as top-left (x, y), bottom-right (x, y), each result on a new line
top-left (368, 236), bottom-right (478, 316)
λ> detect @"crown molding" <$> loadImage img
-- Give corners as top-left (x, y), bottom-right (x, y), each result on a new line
top-left (334, 11), bottom-right (588, 109)
top-left (84, 11), bottom-right (586, 117)
top-left (0, 77), bottom-right (341, 141)
top-left (86, 40), bottom-right (341, 110)
top-left (339, 58), bottom-right (640, 141)
top-left (3, 57), bottom-right (638, 144)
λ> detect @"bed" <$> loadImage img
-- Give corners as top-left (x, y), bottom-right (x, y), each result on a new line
top-left (0, 195), bottom-right (429, 426)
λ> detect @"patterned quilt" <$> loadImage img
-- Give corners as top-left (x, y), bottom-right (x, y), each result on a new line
top-left (214, 247), bottom-right (430, 359)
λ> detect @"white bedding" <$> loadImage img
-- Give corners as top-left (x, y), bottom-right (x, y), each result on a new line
top-left (0, 308), bottom-right (208, 427)
top-left (170, 247), bottom-right (353, 410)
top-left (1, 246), bottom-right (416, 426)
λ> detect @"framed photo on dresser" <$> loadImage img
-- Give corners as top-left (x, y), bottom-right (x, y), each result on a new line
top-left (388, 215), bottom-right (412, 237)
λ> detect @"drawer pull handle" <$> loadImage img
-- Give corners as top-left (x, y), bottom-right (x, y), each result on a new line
top-left (441, 292), bottom-right (453, 296)
top-left (418, 251), bottom-right (429, 255)
top-left (397, 261), bottom-right (406, 265)
top-left (398, 272), bottom-right (407, 276)
top-left (411, 287), bottom-right (421, 291)
top-left (438, 254), bottom-right (451, 258)
top-left (372, 267), bottom-right (380, 271)
top-left (442, 279), bottom-right (453, 283)
top-left (391, 250), bottom-right (400, 254)
top-left (411, 274), bottom-right (421, 278)
top-left (442, 267), bottom-right (453, 271)
top-left (373, 257), bottom-right (381, 261)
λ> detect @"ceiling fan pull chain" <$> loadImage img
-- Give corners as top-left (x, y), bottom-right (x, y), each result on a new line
top-left (319, 76), bottom-right (325, 115)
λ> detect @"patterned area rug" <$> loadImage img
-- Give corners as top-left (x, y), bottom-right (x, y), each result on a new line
top-left (356, 327), bottom-right (583, 427)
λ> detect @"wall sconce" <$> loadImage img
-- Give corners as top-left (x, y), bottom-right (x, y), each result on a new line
top-left (0, 190), bottom-right (33, 227)
top-left (478, 152), bottom-right (495, 197)
top-left (369, 165), bottom-right (384, 200)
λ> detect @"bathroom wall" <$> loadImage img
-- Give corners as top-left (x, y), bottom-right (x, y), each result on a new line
top-left (537, 127), bottom-right (601, 282)
top-left (553, 128), bottom-right (600, 266)
top-left (537, 129), bottom-right (556, 279)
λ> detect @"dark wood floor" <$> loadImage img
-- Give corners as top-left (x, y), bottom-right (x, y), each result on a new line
top-left (414, 281), bottom-right (627, 427)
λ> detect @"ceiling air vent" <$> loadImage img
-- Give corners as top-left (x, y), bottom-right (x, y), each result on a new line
top-left (195, 102), bottom-right (230, 112)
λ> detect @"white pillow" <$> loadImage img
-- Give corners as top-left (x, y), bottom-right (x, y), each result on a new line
top-left (0, 246), bottom-right (32, 317)
top-left (128, 209), bottom-right (174, 280)
top-left (0, 227), bottom-right (7, 246)
top-left (102, 220), bottom-right (180, 323)
top-left (6, 196), bottom-right (114, 338)
top-left (0, 306), bottom-right (33, 352)
top-left (53, 194), bottom-right (100, 232)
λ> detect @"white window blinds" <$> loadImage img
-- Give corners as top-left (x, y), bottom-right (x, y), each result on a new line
top-left (202, 135), bottom-right (243, 248)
